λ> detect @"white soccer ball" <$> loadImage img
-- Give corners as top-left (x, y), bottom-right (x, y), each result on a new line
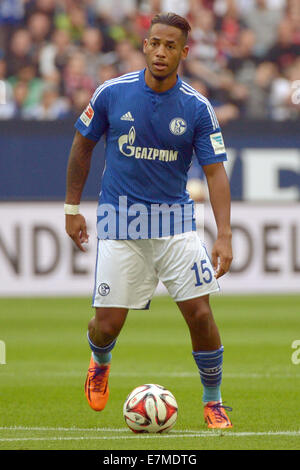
top-left (123, 384), bottom-right (178, 433)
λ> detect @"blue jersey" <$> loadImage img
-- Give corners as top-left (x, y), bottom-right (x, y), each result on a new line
top-left (75, 69), bottom-right (227, 239)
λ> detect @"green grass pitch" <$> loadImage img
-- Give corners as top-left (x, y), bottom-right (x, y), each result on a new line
top-left (0, 294), bottom-right (299, 450)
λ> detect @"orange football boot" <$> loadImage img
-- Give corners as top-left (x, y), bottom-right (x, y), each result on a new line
top-left (204, 401), bottom-right (233, 429)
top-left (84, 355), bottom-right (110, 411)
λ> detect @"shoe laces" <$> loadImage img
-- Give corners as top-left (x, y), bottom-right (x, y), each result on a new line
top-left (89, 365), bottom-right (109, 392)
top-left (207, 402), bottom-right (232, 423)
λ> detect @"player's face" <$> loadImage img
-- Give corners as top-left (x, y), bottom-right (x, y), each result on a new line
top-left (143, 24), bottom-right (189, 82)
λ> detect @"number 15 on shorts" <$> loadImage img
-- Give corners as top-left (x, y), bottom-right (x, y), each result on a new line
top-left (191, 260), bottom-right (213, 286)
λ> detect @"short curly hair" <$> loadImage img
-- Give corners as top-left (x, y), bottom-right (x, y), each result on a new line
top-left (150, 12), bottom-right (191, 44)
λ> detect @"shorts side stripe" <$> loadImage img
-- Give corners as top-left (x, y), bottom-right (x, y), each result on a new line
top-left (92, 239), bottom-right (100, 305)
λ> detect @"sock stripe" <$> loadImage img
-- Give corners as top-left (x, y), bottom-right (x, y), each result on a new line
top-left (193, 348), bottom-right (224, 355)
top-left (192, 348), bottom-right (224, 358)
top-left (87, 332), bottom-right (116, 354)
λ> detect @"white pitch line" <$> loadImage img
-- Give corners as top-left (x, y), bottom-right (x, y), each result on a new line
top-left (0, 427), bottom-right (300, 442)
top-left (1, 432), bottom-right (300, 442)
top-left (0, 426), bottom-right (238, 435)
top-left (1, 426), bottom-right (300, 436)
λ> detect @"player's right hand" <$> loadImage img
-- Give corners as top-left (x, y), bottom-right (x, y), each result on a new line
top-left (65, 214), bottom-right (89, 252)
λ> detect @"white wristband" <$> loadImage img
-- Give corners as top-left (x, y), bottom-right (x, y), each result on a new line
top-left (64, 204), bottom-right (80, 215)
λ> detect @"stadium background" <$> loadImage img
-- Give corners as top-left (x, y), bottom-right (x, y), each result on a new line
top-left (0, 0), bottom-right (300, 452)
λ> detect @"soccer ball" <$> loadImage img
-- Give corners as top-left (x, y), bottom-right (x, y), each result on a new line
top-left (123, 384), bottom-right (178, 433)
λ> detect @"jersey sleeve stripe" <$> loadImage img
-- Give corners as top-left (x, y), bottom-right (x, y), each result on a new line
top-left (93, 70), bottom-right (140, 87)
top-left (91, 73), bottom-right (140, 105)
top-left (180, 83), bottom-right (219, 130)
top-left (180, 84), bottom-right (219, 130)
top-left (97, 71), bottom-right (140, 89)
top-left (182, 83), bottom-right (219, 129)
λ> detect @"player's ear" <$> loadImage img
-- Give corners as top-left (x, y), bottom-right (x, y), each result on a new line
top-left (181, 45), bottom-right (189, 61)
top-left (143, 38), bottom-right (148, 54)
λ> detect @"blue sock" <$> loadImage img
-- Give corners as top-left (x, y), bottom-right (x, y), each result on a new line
top-left (192, 346), bottom-right (224, 404)
top-left (87, 332), bottom-right (116, 366)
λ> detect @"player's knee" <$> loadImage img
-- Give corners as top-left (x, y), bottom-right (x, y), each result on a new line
top-left (89, 315), bottom-right (120, 342)
top-left (186, 305), bottom-right (212, 329)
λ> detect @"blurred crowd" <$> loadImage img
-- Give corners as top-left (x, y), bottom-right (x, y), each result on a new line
top-left (0, 0), bottom-right (299, 122)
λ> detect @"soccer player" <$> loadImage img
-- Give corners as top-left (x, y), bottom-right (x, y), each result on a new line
top-left (65, 12), bottom-right (233, 429)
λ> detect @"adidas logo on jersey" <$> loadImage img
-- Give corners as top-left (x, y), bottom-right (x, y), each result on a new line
top-left (121, 111), bottom-right (134, 122)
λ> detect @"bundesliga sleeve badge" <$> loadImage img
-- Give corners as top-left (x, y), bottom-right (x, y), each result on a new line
top-left (80, 103), bottom-right (95, 127)
top-left (210, 132), bottom-right (226, 155)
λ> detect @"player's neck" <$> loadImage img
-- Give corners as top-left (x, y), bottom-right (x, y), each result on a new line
top-left (144, 68), bottom-right (178, 93)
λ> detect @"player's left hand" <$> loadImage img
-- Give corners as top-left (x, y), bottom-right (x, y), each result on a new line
top-left (211, 235), bottom-right (233, 279)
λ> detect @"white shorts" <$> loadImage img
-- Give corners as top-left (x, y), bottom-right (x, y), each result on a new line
top-left (92, 231), bottom-right (219, 309)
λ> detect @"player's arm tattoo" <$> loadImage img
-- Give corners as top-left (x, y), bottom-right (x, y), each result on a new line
top-left (65, 131), bottom-right (97, 204)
